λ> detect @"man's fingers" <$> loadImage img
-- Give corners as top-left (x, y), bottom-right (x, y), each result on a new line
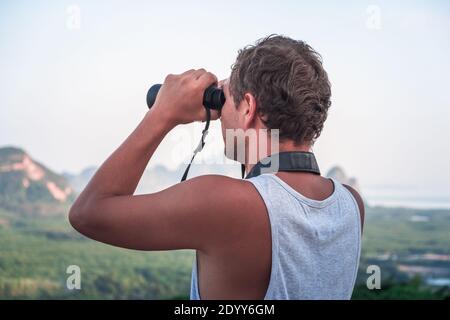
top-left (177, 69), bottom-right (218, 87)
top-left (197, 71), bottom-right (218, 89)
top-left (191, 68), bottom-right (207, 79)
top-left (180, 69), bottom-right (196, 76)
top-left (180, 69), bottom-right (221, 122)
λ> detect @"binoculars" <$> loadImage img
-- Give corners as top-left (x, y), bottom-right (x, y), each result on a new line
top-left (146, 84), bottom-right (226, 110)
top-left (146, 83), bottom-right (225, 182)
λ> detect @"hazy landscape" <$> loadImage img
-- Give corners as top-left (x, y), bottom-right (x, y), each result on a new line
top-left (1, 146), bottom-right (449, 299)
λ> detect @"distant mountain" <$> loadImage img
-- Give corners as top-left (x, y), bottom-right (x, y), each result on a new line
top-left (138, 162), bottom-right (242, 192)
top-left (0, 145), bottom-right (364, 214)
top-left (63, 166), bottom-right (97, 193)
top-left (68, 162), bottom-right (361, 197)
top-left (0, 146), bottom-right (74, 215)
top-left (64, 162), bottom-right (242, 195)
top-left (326, 165), bottom-right (361, 192)
top-left (63, 164), bottom-right (181, 195)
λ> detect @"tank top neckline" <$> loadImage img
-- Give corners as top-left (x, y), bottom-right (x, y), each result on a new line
top-left (263, 173), bottom-right (338, 208)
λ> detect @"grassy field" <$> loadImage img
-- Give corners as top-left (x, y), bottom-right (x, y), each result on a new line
top-left (1, 205), bottom-right (450, 299)
top-left (361, 206), bottom-right (450, 255)
top-left (0, 207), bottom-right (194, 299)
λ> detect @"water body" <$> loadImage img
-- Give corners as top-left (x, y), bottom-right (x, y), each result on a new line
top-left (361, 186), bottom-right (450, 209)
top-left (426, 278), bottom-right (450, 287)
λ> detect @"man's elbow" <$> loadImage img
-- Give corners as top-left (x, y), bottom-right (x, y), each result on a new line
top-left (68, 198), bottom-right (98, 234)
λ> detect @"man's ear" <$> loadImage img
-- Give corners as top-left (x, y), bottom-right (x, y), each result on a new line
top-left (243, 92), bottom-right (258, 129)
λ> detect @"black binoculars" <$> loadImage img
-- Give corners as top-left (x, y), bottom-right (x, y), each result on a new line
top-left (146, 84), bottom-right (226, 110)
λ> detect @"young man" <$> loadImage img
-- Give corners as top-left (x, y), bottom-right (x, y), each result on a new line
top-left (69, 35), bottom-right (364, 300)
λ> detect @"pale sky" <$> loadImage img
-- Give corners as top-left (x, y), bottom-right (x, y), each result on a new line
top-left (1, 0), bottom-right (449, 190)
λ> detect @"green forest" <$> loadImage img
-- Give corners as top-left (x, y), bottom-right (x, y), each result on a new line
top-left (1, 205), bottom-right (450, 299)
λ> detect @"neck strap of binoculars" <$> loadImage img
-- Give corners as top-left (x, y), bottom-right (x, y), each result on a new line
top-left (180, 107), bottom-right (211, 182)
top-left (243, 151), bottom-right (321, 179)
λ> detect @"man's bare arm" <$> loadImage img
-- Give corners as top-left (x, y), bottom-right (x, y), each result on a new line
top-left (69, 173), bottom-right (249, 251)
top-left (68, 69), bottom-right (241, 252)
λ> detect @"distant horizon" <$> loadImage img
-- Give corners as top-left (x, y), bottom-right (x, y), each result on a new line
top-left (3, 143), bottom-right (450, 211)
top-left (0, 143), bottom-right (429, 189)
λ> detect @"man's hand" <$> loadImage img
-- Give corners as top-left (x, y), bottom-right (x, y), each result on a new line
top-left (151, 69), bottom-right (221, 126)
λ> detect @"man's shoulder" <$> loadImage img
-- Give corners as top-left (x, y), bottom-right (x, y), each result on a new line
top-left (342, 184), bottom-right (365, 231)
top-left (187, 173), bottom-right (243, 186)
top-left (186, 174), bottom-right (258, 202)
top-left (183, 174), bottom-right (267, 247)
top-left (186, 174), bottom-right (265, 219)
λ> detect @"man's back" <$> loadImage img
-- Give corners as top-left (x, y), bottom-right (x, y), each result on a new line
top-left (190, 172), bottom-right (363, 299)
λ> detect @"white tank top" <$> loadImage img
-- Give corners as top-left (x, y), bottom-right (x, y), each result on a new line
top-left (190, 173), bottom-right (361, 300)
